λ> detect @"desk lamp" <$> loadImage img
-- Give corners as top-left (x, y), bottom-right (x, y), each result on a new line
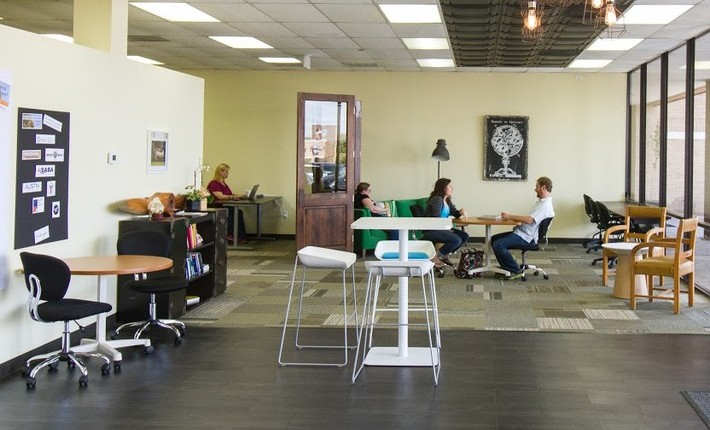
top-left (431, 139), bottom-right (450, 179)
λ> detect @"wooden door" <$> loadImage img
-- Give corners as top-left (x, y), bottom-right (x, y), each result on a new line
top-left (296, 93), bottom-right (357, 251)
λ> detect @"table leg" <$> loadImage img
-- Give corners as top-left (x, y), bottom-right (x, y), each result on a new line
top-left (467, 224), bottom-right (511, 276)
top-left (227, 206), bottom-right (253, 250)
top-left (72, 274), bottom-right (151, 362)
top-left (362, 229), bottom-right (438, 366)
top-left (612, 254), bottom-right (648, 299)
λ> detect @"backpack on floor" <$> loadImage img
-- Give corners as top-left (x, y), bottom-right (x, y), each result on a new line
top-left (454, 248), bottom-right (484, 279)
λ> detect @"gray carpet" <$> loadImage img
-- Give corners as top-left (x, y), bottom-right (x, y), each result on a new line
top-left (181, 240), bottom-right (710, 334)
top-left (682, 391), bottom-right (710, 428)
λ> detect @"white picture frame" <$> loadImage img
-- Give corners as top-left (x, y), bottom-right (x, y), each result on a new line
top-left (147, 130), bottom-right (168, 173)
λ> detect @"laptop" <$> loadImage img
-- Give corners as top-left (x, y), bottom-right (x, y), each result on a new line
top-left (246, 184), bottom-right (260, 200)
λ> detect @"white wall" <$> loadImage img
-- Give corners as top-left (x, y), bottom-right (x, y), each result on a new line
top-left (0, 24), bottom-right (205, 364)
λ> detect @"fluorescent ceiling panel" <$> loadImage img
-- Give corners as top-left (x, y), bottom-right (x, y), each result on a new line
top-left (259, 57), bottom-right (301, 64)
top-left (210, 36), bottom-right (273, 49)
top-left (130, 2), bottom-right (219, 22)
top-left (403, 38), bottom-right (449, 50)
top-left (620, 5), bottom-right (693, 25)
top-left (127, 55), bottom-right (163, 65)
top-left (587, 38), bottom-right (643, 51)
top-left (379, 5), bottom-right (441, 24)
top-left (417, 58), bottom-right (454, 67)
top-left (568, 59), bottom-right (612, 68)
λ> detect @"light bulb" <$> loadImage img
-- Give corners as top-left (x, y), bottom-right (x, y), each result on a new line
top-left (604, 3), bottom-right (617, 25)
top-left (525, 10), bottom-right (539, 30)
top-left (591, 0), bottom-right (603, 8)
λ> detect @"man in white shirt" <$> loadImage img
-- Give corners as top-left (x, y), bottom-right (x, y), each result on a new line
top-left (492, 176), bottom-right (555, 280)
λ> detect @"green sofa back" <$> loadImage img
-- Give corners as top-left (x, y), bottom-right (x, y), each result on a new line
top-left (394, 197), bottom-right (429, 218)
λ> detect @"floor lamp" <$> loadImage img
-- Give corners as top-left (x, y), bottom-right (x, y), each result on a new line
top-left (431, 139), bottom-right (450, 179)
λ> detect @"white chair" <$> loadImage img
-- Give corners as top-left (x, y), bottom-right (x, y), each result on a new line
top-left (374, 240), bottom-right (436, 261)
top-left (278, 246), bottom-right (358, 367)
top-left (352, 259), bottom-right (441, 385)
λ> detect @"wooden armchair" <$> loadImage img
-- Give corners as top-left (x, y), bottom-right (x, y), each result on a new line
top-left (602, 205), bottom-right (667, 286)
top-left (629, 217), bottom-right (698, 314)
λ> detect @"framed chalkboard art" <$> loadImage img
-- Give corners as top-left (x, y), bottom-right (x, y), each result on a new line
top-left (484, 116), bottom-right (528, 181)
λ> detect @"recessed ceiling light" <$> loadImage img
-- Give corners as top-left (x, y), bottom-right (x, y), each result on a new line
top-left (417, 59), bottom-right (454, 68)
top-left (587, 38), bottom-right (643, 51)
top-left (210, 36), bottom-right (273, 49)
top-left (127, 55), bottom-right (163, 65)
top-left (403, 38), bottom-right (449, 50)
top-left (42, 34), bottom-right (74, 44)
top-left (130, 2), bottom-right (219, 22)
top-left (620, 5), bottom-right (692, 25)
top-left (379, 5), bottom-right (441, 23)
top-left (568, 59), bottom-right (612, 69)
top-left (259, 57), bottom-right (301, 64)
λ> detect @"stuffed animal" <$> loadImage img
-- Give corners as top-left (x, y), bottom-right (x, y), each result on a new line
top-left (118, 192), bottom-right (183, 216)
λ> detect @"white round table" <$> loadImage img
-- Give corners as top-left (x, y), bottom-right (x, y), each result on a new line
top-left (601, 242), bottom-right (649, 299)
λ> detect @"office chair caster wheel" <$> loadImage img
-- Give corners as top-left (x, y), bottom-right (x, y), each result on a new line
top-left (26, 377), bottom-right (36, 389)
top-left (110, 333), bottom-right (119, 340)
top-left (49, 361), bottom-right (59, 372)
top-left (179, 328), bottom-right (186, 336)
top-left (21, 365), bottom-right (30, 377)
top-left (67, 360), bottom-right (75, 369)
top-left (101, 363), bottom-right (111, 376)
top-left (591, 260), bottom-right (597, 266)
top-left (144, 345), bottom-right (154, 354)
top-left (113, 361), bottom-right (122, 372)
top-left (543, 274), bottom-right (549, 280)
top-left (174, 336), bottom-right (182, 346)
top-left (78, 375), bottom-right (88, 387)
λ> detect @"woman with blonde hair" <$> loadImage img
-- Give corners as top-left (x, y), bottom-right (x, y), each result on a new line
top-left (207, 163), bottom-right (248, 244)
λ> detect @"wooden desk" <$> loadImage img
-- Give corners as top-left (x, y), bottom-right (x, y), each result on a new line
top-left (221, 196), bottom-right (282, 248)
top-left (63, 255), bottom-right (172, 367)
top-left (454, 217), bottom-right (521, 276)
top-left (351, 216), bottom-right (450, 366)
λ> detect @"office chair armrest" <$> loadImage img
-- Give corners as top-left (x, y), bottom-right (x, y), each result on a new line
top-left (630, 241), bottom-right (675, 258)
top-left (603, 224), bottom-right (627, 242)
top-left (642, 226), bottom-right (665, 241)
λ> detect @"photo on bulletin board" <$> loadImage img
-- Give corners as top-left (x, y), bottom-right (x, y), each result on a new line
top-left (483, 115), bottom-right (528, 181)
top-left (147, 130), bottom-right (168, 173)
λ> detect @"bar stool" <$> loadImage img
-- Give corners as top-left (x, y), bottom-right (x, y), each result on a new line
top-left (278, 246), bottom-right (358, 367)
top-left (352, 259), bottom-right (441, 385)
top-left (374, 240), bottom-right (437, 261)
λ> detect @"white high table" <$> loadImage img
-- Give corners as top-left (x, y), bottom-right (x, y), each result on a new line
top-left (351, 216), bottom-right (451, 366)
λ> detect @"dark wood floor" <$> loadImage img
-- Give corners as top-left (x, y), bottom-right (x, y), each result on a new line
top-left (0, 326), bottom-right (709, 429)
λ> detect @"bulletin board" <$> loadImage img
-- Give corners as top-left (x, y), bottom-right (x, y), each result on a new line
top-left (14, 107), bottom-right (70, 249)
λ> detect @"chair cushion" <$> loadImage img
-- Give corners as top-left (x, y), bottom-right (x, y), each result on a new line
top-left (380, 251), bottom-right (431, 260)
top-left (125, 276), bottom-right (188, 294)
top-left (37, 299), bottom-right (112, 322)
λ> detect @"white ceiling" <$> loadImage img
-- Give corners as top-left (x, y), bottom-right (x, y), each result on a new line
top-left (0, 0), bottom-right (709, 74)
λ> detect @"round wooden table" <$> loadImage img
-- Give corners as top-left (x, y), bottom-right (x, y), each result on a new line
top-left (63, 255), bottom-right (173, 365)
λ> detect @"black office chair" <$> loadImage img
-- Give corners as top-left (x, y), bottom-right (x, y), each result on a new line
top-left (113, 230), bottom-right (188, 345)
top-left (508, 217), bottom-right (554, 281)
top-left (582, 194), bottom-right (601, 250)
top-left (591, 201), bottom-right (624, 266)
top-left (20, 252), bottom-right (112, 388)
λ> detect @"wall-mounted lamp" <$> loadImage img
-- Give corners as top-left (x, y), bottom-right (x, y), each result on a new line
top-left (431, 139), bottom-right (450, 179)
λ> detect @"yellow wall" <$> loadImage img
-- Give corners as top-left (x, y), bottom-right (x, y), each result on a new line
top-left (195, 70), bottom-right (627, 238)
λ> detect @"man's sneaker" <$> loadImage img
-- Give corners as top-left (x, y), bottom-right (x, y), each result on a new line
top-left (507, 271), bottom-right (524, 281)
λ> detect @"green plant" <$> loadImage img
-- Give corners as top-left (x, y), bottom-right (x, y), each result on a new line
top-left (185, 185), bottom-right (210, 201)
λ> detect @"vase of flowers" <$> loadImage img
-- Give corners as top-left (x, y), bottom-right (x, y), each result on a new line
top-left (185, 185), bottom-right (210, 212)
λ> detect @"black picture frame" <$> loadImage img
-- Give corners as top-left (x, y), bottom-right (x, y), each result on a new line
top-left (484, 115), bottom-right (528, 181)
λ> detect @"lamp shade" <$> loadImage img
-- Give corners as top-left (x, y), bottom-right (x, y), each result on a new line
top-left (431, 139), bottom-right (450, 161)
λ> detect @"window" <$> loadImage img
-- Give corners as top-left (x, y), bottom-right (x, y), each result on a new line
top-left (666, 47), bottom-right (687, 215)
top-left (645, 58), bottom-right (662, 206)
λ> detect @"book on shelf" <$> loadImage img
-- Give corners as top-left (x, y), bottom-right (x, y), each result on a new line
top-left (184, 251), bottom-right (204, 278)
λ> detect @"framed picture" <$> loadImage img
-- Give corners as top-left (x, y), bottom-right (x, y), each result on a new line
top-left (147, 130), bottom-right (168, 173)
top-left (484, 116), bottom-right (528, 181)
